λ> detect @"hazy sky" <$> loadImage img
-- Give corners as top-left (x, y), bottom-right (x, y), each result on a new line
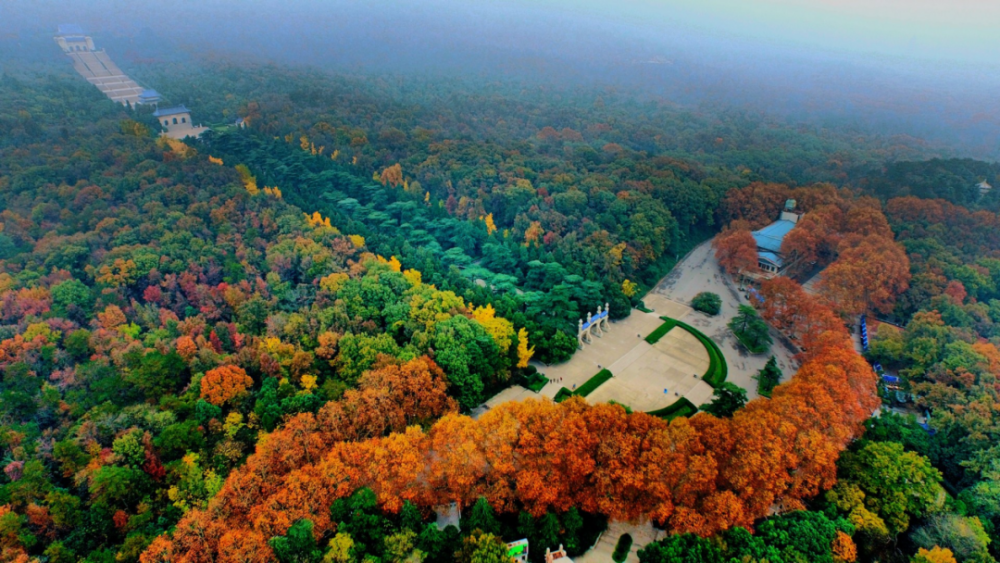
top-left (542, 0), bottom-right (1000, 64)
top-left (6, 0), bottom-right (999, 66)
top-left (3, 0), bottom-right (998, 156)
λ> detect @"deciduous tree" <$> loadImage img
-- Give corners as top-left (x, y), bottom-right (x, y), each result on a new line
top-left (713, 228), bottom-right (759, 276)
top-left (818, 235), bottom-right (910, 317)
top-left (200, 365), bottom-right (253, 407)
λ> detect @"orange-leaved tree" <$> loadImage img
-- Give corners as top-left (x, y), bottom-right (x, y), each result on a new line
top-left (719, 182), bottom-right (792, 229)
top-left (713, 227), bottom-right (759, 276)
top-left (200, 365), bottom-right (253, 406)
top-left (818, 235), bottom-right (910, 317)
top-left (146, 283), bottom-right (881, 562)
top-left (379, 164), bottom-right (403, 188)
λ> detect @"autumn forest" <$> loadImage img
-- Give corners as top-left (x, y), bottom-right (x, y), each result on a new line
top-left (0, 19), bottom-right (998, 563)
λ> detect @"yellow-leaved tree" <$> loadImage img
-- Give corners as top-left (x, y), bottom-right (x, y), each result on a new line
top-left (234, 164), bottom-right (259, 195)
top-left (517, 327), bottom-right (535, 368)
top-left (403, 268), bottom-right (423, 287)
top-left (300, 374), bottom-right (318, 393)
top-left (911, 547), bottom-right (957, 563)
top-left (305, 212), bottom-right (333, 228)
top-left (376, 255), bottom-right (402, 272)
top-left (483, 213), bottom-right (497, 236)
top-left (622, 279), bottom-right (638, 298)
top-left (472, 304), bottom-right (514, 353)
top-left (319, 273), bottom-right (350, 294)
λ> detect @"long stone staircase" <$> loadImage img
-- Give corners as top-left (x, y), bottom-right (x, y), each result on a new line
top-left (62, 46), bottom-right (145, 105)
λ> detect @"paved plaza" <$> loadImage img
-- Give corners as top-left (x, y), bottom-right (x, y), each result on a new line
top-left (651, 241), bottom-right (801, 401)
top-left (486, 240), bottom-right (801, 415)
top-left (586, 326), bottom-right (712, 412)
top-left (527, 296), bottom-right (715, 413)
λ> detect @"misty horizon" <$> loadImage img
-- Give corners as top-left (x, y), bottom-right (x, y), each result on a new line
top-left (2, 0), bottom-right (999, 158)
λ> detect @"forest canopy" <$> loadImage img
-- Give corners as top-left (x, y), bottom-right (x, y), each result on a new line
top-left (0, 51), bottom-right (995, 563)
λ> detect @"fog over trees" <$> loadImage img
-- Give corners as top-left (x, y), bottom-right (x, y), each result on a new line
top-left (4, 0), bottom-right (999, 158)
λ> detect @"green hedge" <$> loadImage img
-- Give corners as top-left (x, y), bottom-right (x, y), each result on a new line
top-left (641, 317), bottom-right (729, 420)
top-left (644, 318), bottom-right (680, 344)
top-left (577, 369), bottom-right (612, 396)
top-left (524, 372), bottom-right (549, 393)
top-left (608, 400), bottom-right (633, 414)
top-left (554, 369), bottom-right (613, 403)
top-left (556, 318), bottom-right (727, 420)
top-left (554, 387), bottom-right (574, 403)
top-left (649, 317), bottom-right (727, 388)
top-left (646, 397), bottom-right (698, 420)
top-left (635, 301), bottom-right (654, 314)
top-left (672, 318), bottom-right (728, 387)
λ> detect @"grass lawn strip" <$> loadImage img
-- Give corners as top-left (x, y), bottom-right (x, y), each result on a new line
top-left (554, 368), bottom-right (613, 402)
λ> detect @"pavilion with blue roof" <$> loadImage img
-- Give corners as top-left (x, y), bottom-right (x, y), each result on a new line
top-left (748, 200), bottom-right (802, 280)
top-left (753, 219), bottom-right (796, 274)
top-left (54, 24), bottom-right (95, 53)
top-left (138, 89), bottom-right (162, 105)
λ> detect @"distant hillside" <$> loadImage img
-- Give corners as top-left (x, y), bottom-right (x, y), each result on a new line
top-left (860, 158), bottom-right (1000, 209)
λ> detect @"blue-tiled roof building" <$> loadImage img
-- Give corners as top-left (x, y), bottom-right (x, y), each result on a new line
top-left (748, 201), bottom-right (802, 278)
top-left (152, 105), bottom-right (190, 118)
top-left (752, 220), bottom-right (796, 253)
top-left (151, 105), bottom-right (209, 139)
top-left (54, 24), bottom-right (95, 53)
top-left (138, 89), bottom-right (161, 105)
